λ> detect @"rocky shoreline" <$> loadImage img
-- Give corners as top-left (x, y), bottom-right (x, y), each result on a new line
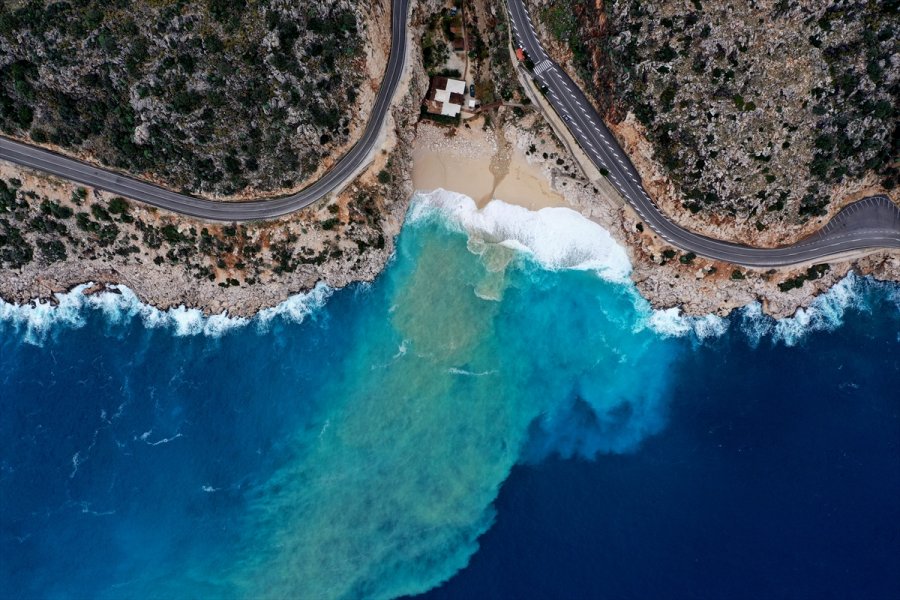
top-left (0, 46), bottom-right (426, 317)
top-left (2, 0), bottom-right (898, 321)
top-left (496, 3), bottom-right (900, 319)
top-left (535, 118), bottom-right (900, 319)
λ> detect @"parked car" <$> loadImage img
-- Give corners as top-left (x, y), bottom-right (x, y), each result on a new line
top-left (469, 84), bottom-right (476, 97)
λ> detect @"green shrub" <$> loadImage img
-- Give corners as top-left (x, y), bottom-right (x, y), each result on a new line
top-left (40, 200), bottom-right (73, 219)
top-left (38, 238), bottom-right (67, 262)
top-left (75, 212), bottom-right (99, 232)
top-left (0, 179), bottom-right (17, 212)
top-left (91, 204), bottom-right (112, 221)
top-left (778, 263), bottom-right (829, 292)
top-left (108, 197), bottom-right (129, 215)
top-left (161, 224), bottom-right (183, 243)
top-left (71, 187), bottom-right (88, 205)
top-left (98, 223), bottom-right (119, 246)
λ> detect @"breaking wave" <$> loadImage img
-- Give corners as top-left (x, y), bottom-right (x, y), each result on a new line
top-left (643, 306), bottom-right (729, 341)
top-left (737, 272), bottom-right (897, 347)
top-left (408, 190), bottom-right (894, 348)
top-left (0, 282), bottom-right (332, 346)
top-left (3, 187), bottom-right (897, 600)
top-left (3, 189), bottom-right (889, 351)
top-left (640, 271), bottom-right (899, 347)
top-left (409, 189), bottom-right (632, 282)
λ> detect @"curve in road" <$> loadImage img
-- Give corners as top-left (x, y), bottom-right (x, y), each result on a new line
top-left (506, 0), bottom-right (900, 267)
top-left (0, 0), bottom-right (411, 222)
top-left (0, 0), bottom-right (897, 268)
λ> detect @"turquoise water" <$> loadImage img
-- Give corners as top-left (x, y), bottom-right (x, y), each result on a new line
top-left (2, 192), bottom-right (898, 598)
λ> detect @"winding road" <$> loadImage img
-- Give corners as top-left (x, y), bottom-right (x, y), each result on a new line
top-left (0, 0), bottom-right (411, 222)
top-left (0, 0), bottom-right (898, 268)
top-left (506, 0), bottom-right (900, 267)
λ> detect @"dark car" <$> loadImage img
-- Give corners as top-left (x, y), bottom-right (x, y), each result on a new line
top-left (469, 84), bottom-right (476, 97)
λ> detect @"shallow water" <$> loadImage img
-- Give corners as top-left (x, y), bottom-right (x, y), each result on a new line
top-left (2, 191), bottom-right (898, 598)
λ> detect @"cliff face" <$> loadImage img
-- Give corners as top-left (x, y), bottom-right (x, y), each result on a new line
top-left (528, 0), bottom-right (898, 244)
top-left (0, 0), bottom-right (392, 199)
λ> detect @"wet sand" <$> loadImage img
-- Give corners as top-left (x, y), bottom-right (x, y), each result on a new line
top-left (412, 118), bottom-right (566, 211)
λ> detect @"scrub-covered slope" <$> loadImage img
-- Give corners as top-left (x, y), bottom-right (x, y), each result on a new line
top-left (529, 0), bottom-right (898, 243)
top-left (0, 0), bottom-right (388, 198)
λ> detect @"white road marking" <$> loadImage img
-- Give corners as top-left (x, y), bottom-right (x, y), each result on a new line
top-left (534, 60), bottom-right (552, 75)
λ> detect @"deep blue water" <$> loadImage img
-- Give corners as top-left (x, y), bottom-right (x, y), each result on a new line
top-left (1, 194), bottom-right (898, 598)
top-left (424, 297), bottom-right (900, 599)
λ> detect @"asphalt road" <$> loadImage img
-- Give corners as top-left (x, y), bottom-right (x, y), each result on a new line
top-left (506, 0), bottom-right (900, 267)
top-left (1, 0), bottom-right (898, 267)
top-left (0, 0), bottom-right (411, 222)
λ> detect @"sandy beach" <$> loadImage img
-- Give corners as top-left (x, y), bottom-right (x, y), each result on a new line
top-left (412, 117), bottom-right (566, 211)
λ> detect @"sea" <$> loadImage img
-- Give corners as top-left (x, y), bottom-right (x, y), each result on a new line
top-left (1, 190), bottom-right (898, 599)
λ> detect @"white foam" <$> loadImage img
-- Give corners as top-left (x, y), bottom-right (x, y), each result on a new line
top-left (0, 281), bottom-right (331, 346)
top-left (143, 433), bottom-right (184, 446)
top-left (409, 189), bottom-right (632, 282)
top-left (636, 272), bottom-right (883, 346)
top-left (256, 282), bottom-right (332, 326)
top-left (645, 307), bottom-right (729, 341)
top-left (627, 285), bottom-right (728, 342)
top-left (448, 367), bottom-right (498, 377)
top-left (741, 272), bottom-right (868, 347)
top-left (393, 340), bottom-right (409, 359)
top-left (409, 191), bottom-right (885, 346)
top-left (0, 284), bottom-right (91, 345)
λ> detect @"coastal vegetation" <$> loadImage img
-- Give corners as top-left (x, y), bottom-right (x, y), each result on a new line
top-left (0, 0), bottom-right (370, 197)
top-left (778, 263), bottom-right (830, 292)
top-left (0, 174), bottom-right (390, 287)
top-left (531, 0), bottom-right (897, 227)
top-left (421, 0), bottom-right (522, 105)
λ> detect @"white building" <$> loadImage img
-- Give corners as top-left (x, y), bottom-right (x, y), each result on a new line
top-left (429, 77), bottom-right (467, 117)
